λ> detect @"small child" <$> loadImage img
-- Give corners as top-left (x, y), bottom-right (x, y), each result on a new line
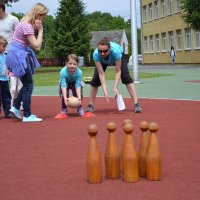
top-left (170, 46), bottom-right (176, 65)
top-left (0, 35), bottom-right (13, 118)
top-left (55, 54), bottom-right (84, 118)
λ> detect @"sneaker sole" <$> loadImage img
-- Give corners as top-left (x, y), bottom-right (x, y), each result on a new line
top-left (134, 110), bottom-right (142, 113)
top-left (23, 119), bottom-right (43, 122)
top-left (86, 109), bottom-right (94, 113)
top-left (10, 111), bottom-right (22, 120)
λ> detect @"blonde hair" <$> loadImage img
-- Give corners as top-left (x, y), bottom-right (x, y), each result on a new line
top-left (0, 35), bottom-right (8, 45)
top-left (21, 3), bottom-right (48, 25)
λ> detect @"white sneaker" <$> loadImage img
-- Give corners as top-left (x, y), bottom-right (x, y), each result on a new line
top-left (10, 107), bottom-right (22, 120)
top-left (23, 114), bottom-right (43, 122)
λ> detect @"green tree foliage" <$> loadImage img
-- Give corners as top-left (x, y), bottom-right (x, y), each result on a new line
top-left (85, 11), bottom-right (142, 55)
top-left (3, 0), bottom-right (19, 5)
top-left (181, 0), bottom-right (200, 31)
top-left (86, 11), bottom-right (126, 31)
top-left (11, 12), bottom-right (24, 20)
top-left (38, 15), bottom-right (55, 58)
top-left (47, 0), bottom-right (90, 61)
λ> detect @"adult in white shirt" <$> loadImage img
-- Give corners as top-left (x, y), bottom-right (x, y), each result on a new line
top-left (0, 2), bottom-right (23, 108)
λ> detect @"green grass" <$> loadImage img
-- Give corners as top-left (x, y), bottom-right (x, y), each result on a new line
top-left (34, 66), bottom-right (174, 86)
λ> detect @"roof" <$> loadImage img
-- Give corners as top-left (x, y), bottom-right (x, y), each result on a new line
top-left (90, 30), bottom-right (124, 49)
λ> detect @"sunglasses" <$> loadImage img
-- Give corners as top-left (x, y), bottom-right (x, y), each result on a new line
top-left (98, 49), bottom-right (109, 53)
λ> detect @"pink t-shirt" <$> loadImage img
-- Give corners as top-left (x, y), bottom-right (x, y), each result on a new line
top-left (12, 21), bottom-right (34, 47)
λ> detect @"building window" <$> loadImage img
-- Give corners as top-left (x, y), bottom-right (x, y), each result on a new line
top-left (195, 31), bottom-right (200, 48)
top-left (176, 0), bottom-right (182, 12)
top-left (161, 0), bottom-right (166, 17)
top-left (168, 31), bottom-right (174, 50)
top-left (154, 1), bottom-right (159, 19)
top-left (143, 6), bottom-right (147, 23)
top-left (144, 36), bottom-right (148, 53)
top-left (150, 35), bottom-right (154, 53)
top-left (185, 28), bottom-right (191, 49)
top-left (155, 34), bottom-right (160, 52)
top-left (168, 0), bottom-right (173, 15)
top-left (162, 33), bottom-right (167, 51)
top-left (149, 3), bottom-right (153, 21)
top-left (176, 29), bottom-right (182, 50)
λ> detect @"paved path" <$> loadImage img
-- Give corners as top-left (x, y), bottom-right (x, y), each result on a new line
top-left (33, 65), bottom-right (200, 101)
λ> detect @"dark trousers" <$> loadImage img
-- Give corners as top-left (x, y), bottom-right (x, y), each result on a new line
top-left (90, 54), bottom-right (133, 87)
top-left (14, 59), bottom-right (33, 117)
top-left (0, 80), bottom-right (11, 115)
top-left (61, 82), bottom-right (78, 109)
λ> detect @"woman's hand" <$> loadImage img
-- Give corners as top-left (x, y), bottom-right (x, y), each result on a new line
top-left (113, 88), bottom-right (119, 97)
top-left (104, 90), bottom-right (109, 103)
top-left (34, 19), bottom-right (43, 30)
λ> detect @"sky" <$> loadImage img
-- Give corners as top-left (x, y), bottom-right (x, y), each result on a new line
top-left (7, 0), bottom-right (141, 26)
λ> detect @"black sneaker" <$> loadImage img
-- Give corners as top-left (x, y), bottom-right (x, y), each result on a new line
top-left (5, 113), bottom-right (14, 118)
top-left (86, 104), bottom-right (94, 113)
top-left (134, 102), bottom-right (142, 113)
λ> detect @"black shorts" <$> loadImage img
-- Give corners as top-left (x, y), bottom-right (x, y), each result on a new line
top-left (90, 54), bottom-right (133, 87)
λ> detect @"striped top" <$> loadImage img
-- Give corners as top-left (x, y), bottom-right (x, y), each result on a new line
top-left (12, 22), bottom-right (34, 47)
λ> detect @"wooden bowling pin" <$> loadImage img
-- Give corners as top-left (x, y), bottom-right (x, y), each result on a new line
top-left (121, 119), bottom-right (133, 174)
top-left (146, 122), bottom-right (162, 181)
top-left (122, 119), bottom-right (133, 144)
top-left (87, 124), bottom-right (102, 183)
top-left (122, 123), bottom-right (139, 182)
top-left (105, 122), bottom-right (121, 179)
top-left (138, 121), bottom-right (150, 177)
top-left (122, 119), bottom-right (133, 149)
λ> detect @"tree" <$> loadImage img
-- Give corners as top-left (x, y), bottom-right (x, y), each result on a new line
top-left (181, 0), bottom-right (200, 31)
top-left (86, 11), bottom-right (126, 31)
top-left (11, 12), bottom-right (24, 20)
top-left (47, 0), bottom-right (90, 62)
top-left (37, 15), bottom-right (55, 58)
top-left (3, 0), bottom-right (19, 6)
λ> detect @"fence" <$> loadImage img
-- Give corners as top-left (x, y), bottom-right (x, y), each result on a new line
top-left (37, 58), bottom-right (64, 67)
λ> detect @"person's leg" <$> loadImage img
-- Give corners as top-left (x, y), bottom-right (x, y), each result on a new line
top-left (18, 63), bottom-right (33, 117)
top-left (121, 54), bottom-right (142, 113)
top-left (86, 64), bottom-right (107, 112)
top-left (88, 67), bottom-right (100, 106)
top-left (16, 77), bottom-right (23, 109)
top-left (1, 81), bottom-right (12, 116)
top-left (172, 56), bottom-right (175, 64)
top-left (70, 82), bottom-right (84, 116)
top-left (60, 88), bottom-right (68, 114)
top-left (88, 86), bottom-right (98, 106)
top-left (17, 77), bottom-right (23, 93)
top-left (125, 83), bottom-right (138, 104)
top-left (19, 59), bottom-right (42, 122)
top-left (0, 81), bottom-right (3, 114)
top-left (9, 75), bottom-right (18, 107)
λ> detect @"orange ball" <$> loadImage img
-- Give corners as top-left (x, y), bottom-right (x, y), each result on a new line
top-left (67, 96), bottom-right (80, 108)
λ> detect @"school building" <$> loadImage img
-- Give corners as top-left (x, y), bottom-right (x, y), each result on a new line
top-left (141, 0), bottom-right (200, 64)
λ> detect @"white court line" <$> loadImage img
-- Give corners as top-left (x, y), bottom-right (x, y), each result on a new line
top-left (33, 95), bottom-right (200, 102)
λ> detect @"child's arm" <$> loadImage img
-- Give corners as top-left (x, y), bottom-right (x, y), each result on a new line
top-left (76, 87), bottom-right (82, 100)
top-left (75, 69), bottom-right (83, 101)
top-left (60, 69), bottom-right (68, 106)
top-left (61, 87), bottom-right (68, 106)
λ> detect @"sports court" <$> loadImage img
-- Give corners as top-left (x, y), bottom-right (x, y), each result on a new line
top-left (0, 66), bottom-right (200, 200)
